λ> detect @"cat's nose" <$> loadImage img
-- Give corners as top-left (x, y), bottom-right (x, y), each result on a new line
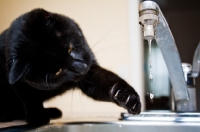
top-left (70, 61), bottom-right (88, 76)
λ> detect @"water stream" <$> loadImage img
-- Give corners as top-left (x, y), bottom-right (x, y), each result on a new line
top-left (148, 39), bottom-right (153, 81)
top-left (148, 39), bottom-right (154, 102)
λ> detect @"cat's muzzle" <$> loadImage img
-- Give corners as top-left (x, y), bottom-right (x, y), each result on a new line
top-left (70, 61), bottom-right (88, 76)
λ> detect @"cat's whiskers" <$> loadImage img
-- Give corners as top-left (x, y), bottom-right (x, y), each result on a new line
top-left (90, 25), bottom-right (120, 50)
top-left (77, 83), bottom-right (91, 119)
top-left (50, 73), bottom-right (53, 85)
top-left (93, 43), bottom-right (126, 54)
top-left (78, 80), bottom-right (85, 91)
top-left (66, 86), bottom-right (75, 120)
top-left (46, 73), bottom-right (50, 90)
top-left (83, 78), bottom-right (93, 84)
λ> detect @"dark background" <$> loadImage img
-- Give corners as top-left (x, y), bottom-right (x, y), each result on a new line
top-left (144, 0), bottom-right (200, 111)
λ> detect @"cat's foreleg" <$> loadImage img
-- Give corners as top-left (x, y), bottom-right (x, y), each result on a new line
top-left (78, 64), bottom-right (141, 114)
top-left (13, 82), bottom-right (61, 125)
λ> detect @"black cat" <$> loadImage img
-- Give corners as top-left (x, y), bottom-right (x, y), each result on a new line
top-left (0, 9), bottom-right (141, 125)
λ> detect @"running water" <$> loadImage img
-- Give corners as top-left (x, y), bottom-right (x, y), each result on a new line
top-left (148, 39), bottom-right (153, 81)
top-left (147, 39), bottom-right (154, 102)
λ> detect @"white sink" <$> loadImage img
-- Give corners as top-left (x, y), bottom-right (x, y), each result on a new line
top-left (26, 112), bottom-right (200, 132)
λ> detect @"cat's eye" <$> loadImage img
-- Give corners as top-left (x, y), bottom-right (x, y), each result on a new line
top-left (68, 43), bottom-right (73, 53)
top-left (56, 69), bottom-right (63, 76)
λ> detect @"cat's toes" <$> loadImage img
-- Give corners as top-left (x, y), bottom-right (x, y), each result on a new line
top-left (45, 107), bottom-right (62, 119)
top-left (26, 110), bottom-right (50, 126)
top-left (110, 84), bottom-right (141, 115)
top-left (0, 115), bottom-right (13, 122)
top-left (124, 93), bottom-right (141, 115)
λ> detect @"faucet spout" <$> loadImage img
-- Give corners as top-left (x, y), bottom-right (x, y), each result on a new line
top-left (139, 1), bottom-right (189, 101)
top-left (191, 42), bottom-right (200, 78)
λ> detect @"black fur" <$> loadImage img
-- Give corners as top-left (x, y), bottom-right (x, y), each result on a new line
top-left (0, 9), bottom-right (141, 125)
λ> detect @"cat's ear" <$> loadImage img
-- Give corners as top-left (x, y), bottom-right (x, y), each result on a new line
top-left (8, 60), bottom-right (29, 84)
top-left (43, 10), bottom-right (50, 19)
top-left (42, 10), bottom-right (55, 27)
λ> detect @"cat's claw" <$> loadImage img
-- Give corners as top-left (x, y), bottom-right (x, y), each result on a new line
top-left (125, 95), bottom-right (131, 104)
top-left (110, 84), bottom-right (141, 115)
top-left (132, 103), bottom-right (137, 110)
top-left (114, 90), bottom-right (121, 100)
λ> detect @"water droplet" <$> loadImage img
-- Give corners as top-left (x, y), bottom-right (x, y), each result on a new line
top-left (149, 63), bottom-right (152, 67)
top-left (150, 93), bottom-right (154, 99)
top-left (142, 115), bottom-right (145, 118)
top-left (149, 74), bottom-right (153, 80)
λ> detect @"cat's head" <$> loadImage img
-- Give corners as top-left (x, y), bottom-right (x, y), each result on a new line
top-left (7, 9), bottom-right (95, 90)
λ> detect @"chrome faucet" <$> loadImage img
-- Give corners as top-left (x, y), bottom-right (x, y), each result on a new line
top-left (139, 1), bottom-right (189, 102)
top-left (191, 42), bottom-right (200, 78)
top-left (177, 42), bottom-right (200, 111)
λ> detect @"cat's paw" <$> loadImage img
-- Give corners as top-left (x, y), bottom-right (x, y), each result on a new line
top-left (110, 83), bottom-right (141, 115)
top-left (45, 107), bottom-right (62, 119)
top-left (26, 110), bottom-right (50, 126)
top-left (0, 115), bottom-right (13, 122)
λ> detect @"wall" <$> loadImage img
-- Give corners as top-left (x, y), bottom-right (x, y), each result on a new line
top-left (0, 0), bottom-right (144, 119)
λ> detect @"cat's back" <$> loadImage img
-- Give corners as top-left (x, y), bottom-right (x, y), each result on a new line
top-left (0, 11), bottom-right (28, 82)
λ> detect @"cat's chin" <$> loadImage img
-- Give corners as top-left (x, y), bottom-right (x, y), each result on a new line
top-left (24, 70), bottom-right (86, 90)
top-left (25, 80), bottom-right (61, 90)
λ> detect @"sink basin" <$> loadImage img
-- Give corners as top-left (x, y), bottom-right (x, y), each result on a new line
top-left (26, 112), bottom-right (200, 132)
top-left (26, 121), bottom-right (199, 132)
top-left (121, 112), bottom-right (200, 122)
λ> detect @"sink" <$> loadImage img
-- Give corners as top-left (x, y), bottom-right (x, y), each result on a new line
top-left (121, 112), bottom-right (200, 122)
top-left (26, 112), bottom-right (200, 132)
